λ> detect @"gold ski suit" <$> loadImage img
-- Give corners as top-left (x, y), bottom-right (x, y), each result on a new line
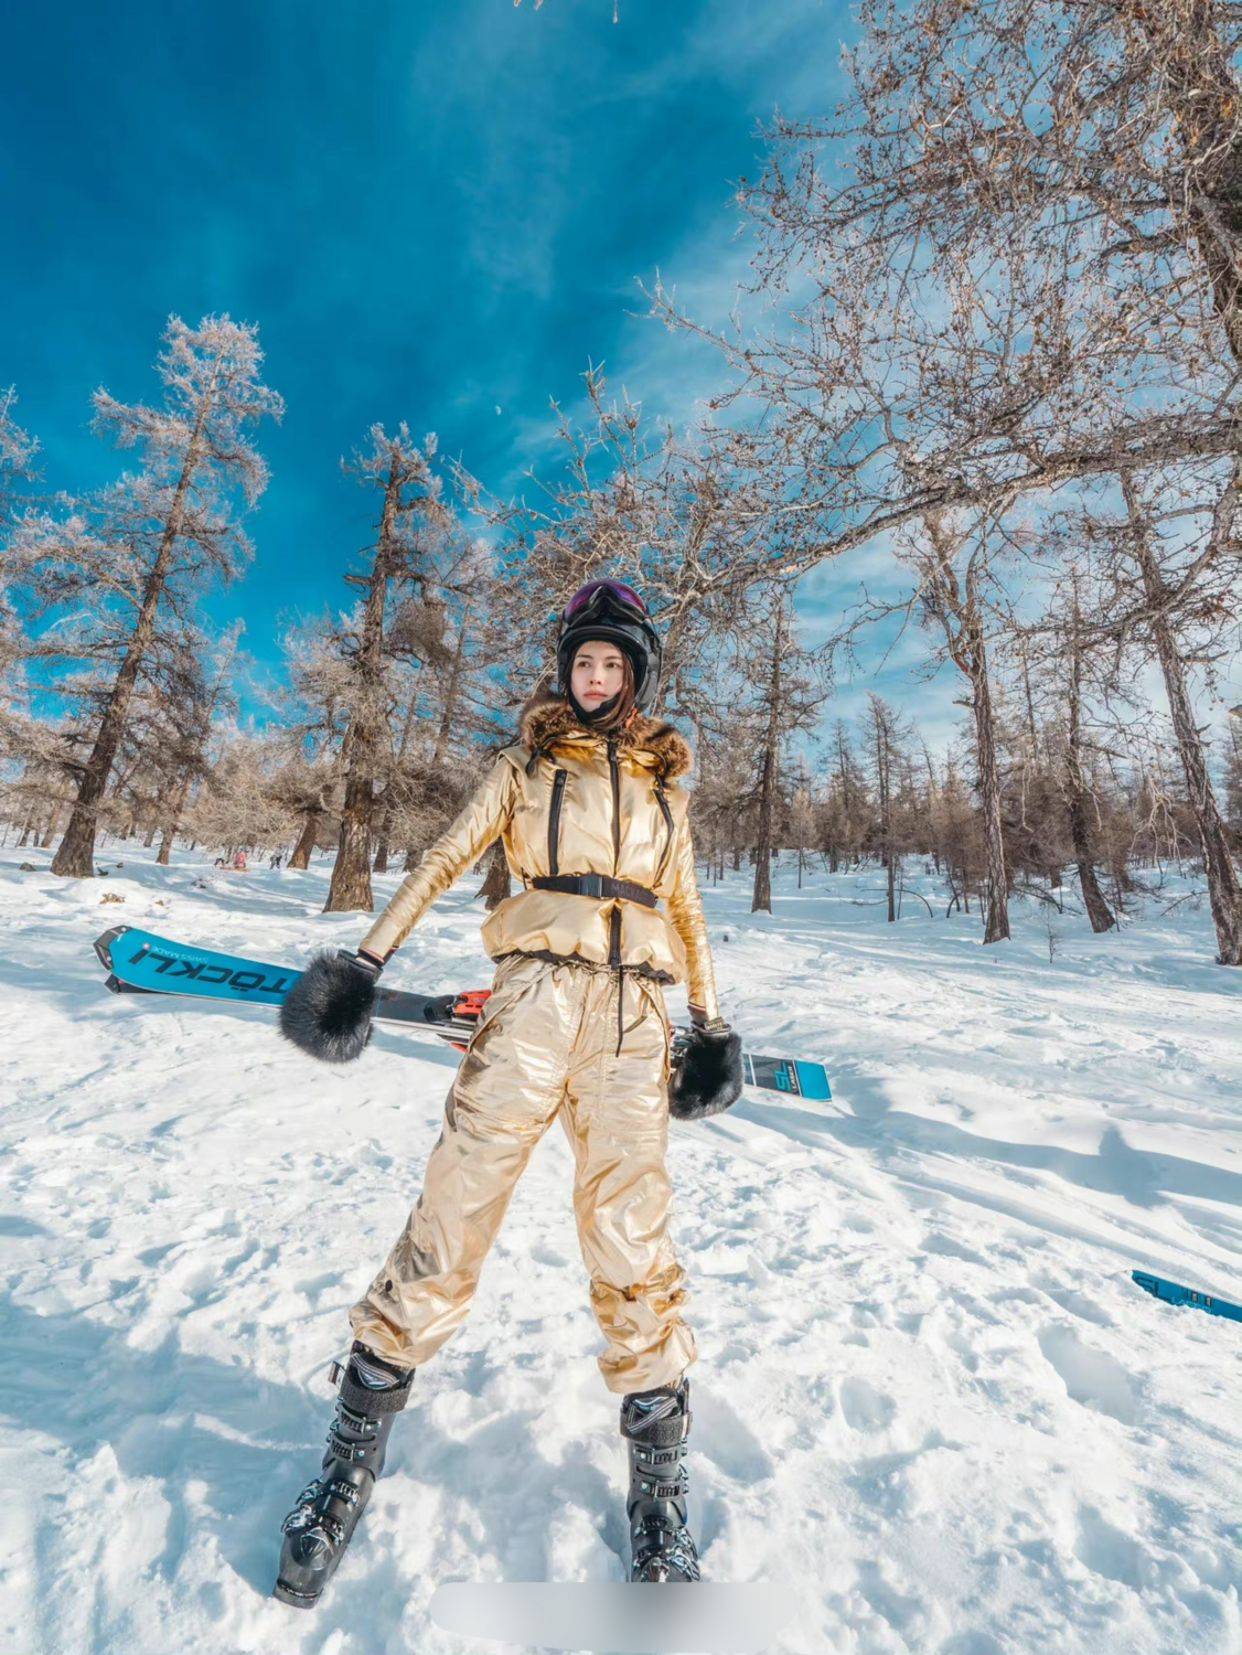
top-left (348, 693), bottom-right (720, 1394)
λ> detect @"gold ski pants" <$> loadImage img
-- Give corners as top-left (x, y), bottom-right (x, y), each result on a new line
top-left (348, 952), bottom-right (698, 1394)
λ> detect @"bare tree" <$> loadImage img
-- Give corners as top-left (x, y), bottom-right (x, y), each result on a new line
top-left (324, 424), bottom-right (444, 913)
top-left (1116, 474), bottom-right (1241, 961)
top-left (155, 624), bottom-right (242, 865)
top-left (650, 0), bottom-right (1242, 955)
top-left (0, 386), bottom-right (37, 517)
top-left (863, 694), bottom-right (915, 924)
top-left (734, 584), bottom-right (827, 913)
top-left (4, 316), bottom-right (281, 878)
top-left (458, 365), bottom-right (771, 721)
top-left (272, 614), bottom-right (352, 870)
top-left (818, 721), bottom-right (870, 871)
top-left (1046, 576), bottom-right (1119, 932)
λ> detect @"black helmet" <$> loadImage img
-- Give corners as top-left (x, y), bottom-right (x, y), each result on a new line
top-left (555, 579), bottom-right (663, 712)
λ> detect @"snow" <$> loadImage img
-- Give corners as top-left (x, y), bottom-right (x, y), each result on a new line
top-left (1, 843), bottom-right (1239, 1654)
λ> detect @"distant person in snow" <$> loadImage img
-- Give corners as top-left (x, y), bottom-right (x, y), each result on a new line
top-left (273, 579), bottom-right (742, 1608)
top-left (269, 851), bottom-right (282, 870)
top-left (232, 850), bottom-right (247, 872)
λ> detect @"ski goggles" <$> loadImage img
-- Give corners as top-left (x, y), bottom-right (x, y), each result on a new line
top-left (562, 578), bottom-right (649, 623)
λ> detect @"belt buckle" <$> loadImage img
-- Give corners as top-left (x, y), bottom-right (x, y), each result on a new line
top-left (581, 871), bottom-right (606, 899)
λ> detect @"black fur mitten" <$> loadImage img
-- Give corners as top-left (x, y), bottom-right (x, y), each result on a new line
top-left (669, 1022), bottom-right (744, 1120)
top-left (279, 950), bottom-right (379, 1064)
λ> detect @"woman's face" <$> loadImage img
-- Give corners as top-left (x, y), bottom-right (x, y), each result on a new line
top-left (571, 639), bottom-right (627, 709)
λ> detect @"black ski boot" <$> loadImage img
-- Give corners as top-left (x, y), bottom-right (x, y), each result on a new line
top-left (274, 1341), bottom-right (414, 1608)
top-left (620, 1376), bottom-right (701, 1582)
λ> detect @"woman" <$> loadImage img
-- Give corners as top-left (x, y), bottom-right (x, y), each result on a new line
top-left (273, 579), bottom-right (742, 1608)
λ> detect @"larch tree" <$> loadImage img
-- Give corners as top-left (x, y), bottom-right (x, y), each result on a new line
top-left (913, 511), bottom-right (1014, 942)
top-left (273, 615), bottom-right (353, 871)
top-left (820, 721), bottom-right (871, 872)
top-left (654, 0), bottom-right (1242, 955)
top-left (324, 423), bottom-right (444, 914)
top-left (1107, 474), bottom-right (1240, 960)
top-left (5, 316), bottom-right (281, 878)
top-left (459, 365), bottom-right (771, 724)
top-left (155, 623), bottom-right (242, 866)
top-left (863, 695), bottom-right (915, 925)
top-left (1057, 587), bottom-right (1119, 934)
top-left (729, 583), bottom-right (827, 914)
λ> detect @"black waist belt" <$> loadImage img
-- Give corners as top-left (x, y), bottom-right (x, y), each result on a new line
top-left (531, 872), bottom-right (659, 909)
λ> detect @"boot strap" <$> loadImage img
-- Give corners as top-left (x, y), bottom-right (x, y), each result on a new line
top-left (620, 1409), bottom-right (690, 1448)
top-left (634, 1444), bottom-right (683, 1467)
top-left (337, 1363), bottom-right (413, 1417)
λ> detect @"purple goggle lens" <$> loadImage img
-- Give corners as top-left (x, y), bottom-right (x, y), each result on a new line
top-left (563, 578), bottom-right (648, 621)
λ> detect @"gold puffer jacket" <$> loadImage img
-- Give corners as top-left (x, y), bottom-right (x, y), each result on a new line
top-left (359, 693), bottom-right (720, 1021)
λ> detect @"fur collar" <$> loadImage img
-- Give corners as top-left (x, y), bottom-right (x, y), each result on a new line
top-left (517, 692), bottom-right (693, 780)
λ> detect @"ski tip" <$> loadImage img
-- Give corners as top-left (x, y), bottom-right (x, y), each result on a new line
top-left (794, 1061), bottom-right (831, 1101)
top-left (92, 924), bottom-right (130, 970)
top-left (1132, 1270), bottom-right (1242, 1323)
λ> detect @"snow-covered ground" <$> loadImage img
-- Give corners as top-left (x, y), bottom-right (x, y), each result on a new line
top-left (1, 842), bottom-right (1239, 1655)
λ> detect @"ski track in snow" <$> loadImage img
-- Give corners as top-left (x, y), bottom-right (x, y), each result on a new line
top-left (1, 845), bottom-right (1239, 1654)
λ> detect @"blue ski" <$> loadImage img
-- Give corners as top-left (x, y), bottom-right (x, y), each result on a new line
top-left (742, 1049), bottom-right (830, 1101)
top-left (93, 926), bottom-right (832, 1100)
top-left (94, 925), bottom-right (478, 1041)
top-left (1132, 1271), bottom-right (1241, 1324)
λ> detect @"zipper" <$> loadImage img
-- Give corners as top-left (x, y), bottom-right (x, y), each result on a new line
top-left (548, 767), bottom-right (568, 875)
top-left (607, 736), bottom-right (621, 870)
top-left (607, 736), bottom-right (622, 967)
top-left (652, 778), bottom-right (674, 887)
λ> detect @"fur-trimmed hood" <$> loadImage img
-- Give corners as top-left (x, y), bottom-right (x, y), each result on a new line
top-left (517, 692), bottom-right (693, 780)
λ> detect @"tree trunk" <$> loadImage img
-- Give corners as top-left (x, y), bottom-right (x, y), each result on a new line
top-left (1064, 615), bottom-right (1116, 933)
top-left (373, 812), bottom-right (391, 874)
top-left (921, 512), bottom-right (1009, 942)
top-left (431, 606), bottom-right (471, 767)
top-left (288, 807), bottom-right (322, 871)
top-left (39, 806), bottom-right (62, 849)
top-left (1131, 500), bottom-right (1242, 963)
top-left (752, 739), bottom-right (776, 913)
top-left (328, 753), bottom-right (379, 910)
top-left (875, 718), bottom-right (896, 924)
top-left (52, 410), bottom-right (207, 879)
top-left (972, 653), bottom-right (1011, 944)
top-left (751, 598), bottom-right (784, 915)
top-left (156, 774), bottom-right (193, 867)
top-left (325, 459), bottom-right (404, 914)
top-left (1068, 791), bottom-right (1116, 932)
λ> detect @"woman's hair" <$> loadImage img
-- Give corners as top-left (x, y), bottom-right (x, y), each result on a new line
top-left (569, 642), bottom-right (636, 732)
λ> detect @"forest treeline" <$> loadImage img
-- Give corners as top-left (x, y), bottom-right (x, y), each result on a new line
top-left (2, 0), bottom-right (1241, 963)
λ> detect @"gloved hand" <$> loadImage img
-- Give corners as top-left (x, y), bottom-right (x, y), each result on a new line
top-left (669, 1014), bottom-right (743, 1121)
top-left (278, 948), bottom-right (384, 1064)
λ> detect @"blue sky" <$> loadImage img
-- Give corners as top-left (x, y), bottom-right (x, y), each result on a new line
top-left (3, 0), bottom-right (970, 756)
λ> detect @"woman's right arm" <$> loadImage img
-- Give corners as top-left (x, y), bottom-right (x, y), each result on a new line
top-left (358, 752), bottom-right (520, 962)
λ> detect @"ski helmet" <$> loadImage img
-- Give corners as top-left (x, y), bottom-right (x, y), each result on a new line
top-left (555, 578), bottom-right (663, 712)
